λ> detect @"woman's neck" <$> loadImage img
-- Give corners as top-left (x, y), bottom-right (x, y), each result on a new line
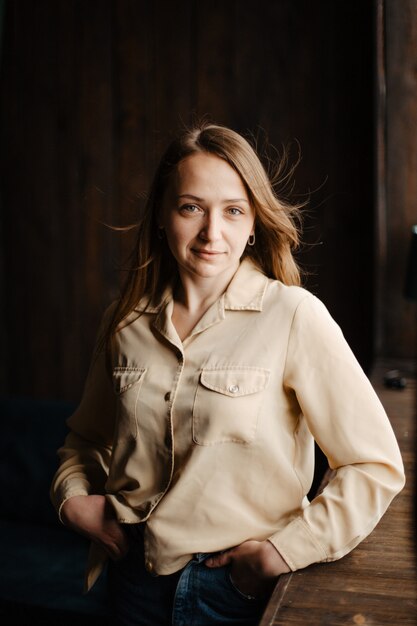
top-left (171, 265), bottom-right (239, 340)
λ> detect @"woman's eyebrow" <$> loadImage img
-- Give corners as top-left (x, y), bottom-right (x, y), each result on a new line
top-left (177, 193), bottom-right (249, 204)
top-left (177, 194), bottom-right (204, 201)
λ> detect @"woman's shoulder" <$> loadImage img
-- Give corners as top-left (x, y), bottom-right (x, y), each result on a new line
top-left (265, 277), bottom-right (314, 308)
top-left (265, 278), bottom-right (335, 326)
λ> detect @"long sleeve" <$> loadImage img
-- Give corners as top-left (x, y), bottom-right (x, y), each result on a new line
top-left (50, 306), bottom-right (117, 520)
top-left (268, 294), bottom-right (405, 571)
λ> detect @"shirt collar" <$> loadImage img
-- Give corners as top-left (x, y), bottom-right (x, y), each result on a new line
top-left (147, 258), bottom-right (269, 346)
top-left (135, 256), bottom-right (267, 318)
top-left (223, 257), bottom-right (269, 311)
top-left (146, 258), bottom-right (268, 313)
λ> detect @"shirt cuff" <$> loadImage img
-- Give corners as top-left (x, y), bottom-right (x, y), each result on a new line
top-left (268, 517), bottom-right (329, 571)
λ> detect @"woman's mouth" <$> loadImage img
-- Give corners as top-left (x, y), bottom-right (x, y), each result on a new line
top-left (192, 249), bottom-right (224, 258)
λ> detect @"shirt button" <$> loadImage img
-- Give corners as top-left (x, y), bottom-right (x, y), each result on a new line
top-left (164, 392), bottom-right (171, 402)
top-left (229, 384), bottom-right (239, 393)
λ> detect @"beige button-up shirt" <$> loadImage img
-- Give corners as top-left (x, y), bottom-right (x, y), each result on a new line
top-left (51, 259), bottom-right (405, 590)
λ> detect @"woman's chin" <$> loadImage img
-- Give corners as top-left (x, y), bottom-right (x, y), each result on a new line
top-left (179, 258), bottom-right (238, 281)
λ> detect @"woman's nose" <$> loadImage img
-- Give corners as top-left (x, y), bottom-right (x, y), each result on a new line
top-left (199, 213), bottom-right (221, 241)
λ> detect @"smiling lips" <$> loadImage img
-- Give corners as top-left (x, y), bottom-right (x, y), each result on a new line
top-left (192, 248), bottom-right (225, 257)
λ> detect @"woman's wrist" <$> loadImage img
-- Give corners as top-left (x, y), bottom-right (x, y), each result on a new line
top-left (260, 540), bottom-right (291, 577)
top-left (60, 494), bottom-right (89, 526)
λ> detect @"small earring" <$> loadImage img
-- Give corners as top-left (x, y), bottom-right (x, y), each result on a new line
top-left (157, 227), bottom-right (164, 240)
top-left (248, 233), bottom-right (255, 246)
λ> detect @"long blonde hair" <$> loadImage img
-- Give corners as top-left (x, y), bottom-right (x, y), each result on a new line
top-left (106, 122), bottom-right (302, 345)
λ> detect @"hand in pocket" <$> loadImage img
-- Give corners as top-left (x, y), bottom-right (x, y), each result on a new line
top-left (61, 494), bottom-right (130, 560)
top-left (205, 539), bottom-right (290, 598)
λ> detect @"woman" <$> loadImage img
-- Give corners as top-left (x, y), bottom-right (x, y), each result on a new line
top-left (51, 123), bottom-right (405, 626)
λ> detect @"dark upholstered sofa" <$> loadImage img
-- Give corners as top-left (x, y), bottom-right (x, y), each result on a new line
top-left (0, 398), bottom-right (108, 625)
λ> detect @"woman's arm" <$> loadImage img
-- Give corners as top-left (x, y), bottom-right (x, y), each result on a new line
top-left (50, 306), bottom-right (126, 556)
top-left (61, 494), bottom-right (129, 559)
top-left (268, 294), bottom-right (405, 571)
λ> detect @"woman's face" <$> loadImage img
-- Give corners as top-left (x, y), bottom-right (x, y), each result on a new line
top-left (160, 152), bottom-right (255, 284)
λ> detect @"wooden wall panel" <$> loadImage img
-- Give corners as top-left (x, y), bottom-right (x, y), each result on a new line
top-left (151, 0), bottom-right (194, 136)
top-left (233, 1), bottom-right (375, 367)
top-left (112, 0), bottom-right (156, 266)
top-left (383, 0), bottom-right (417, 359)
top-left (0, 0), bottom-right (116, 399)
top-left (193, 0), bottom-right (237, 126)
top-left (0, 0), bottom-right (378, 401)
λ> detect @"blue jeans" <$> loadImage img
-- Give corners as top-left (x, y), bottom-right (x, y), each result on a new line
top-left (107, 530), bottom-right (268, 626)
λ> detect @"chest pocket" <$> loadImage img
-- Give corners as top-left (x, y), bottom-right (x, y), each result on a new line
top-left (112, 367), bottom-right (146, 440)
top-left (192, 366), bottom-right (270, 445)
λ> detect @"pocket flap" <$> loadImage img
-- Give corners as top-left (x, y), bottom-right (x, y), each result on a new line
top-left (112, 367), bottom-right (146, 394)
top-left (199, 367), bottom-right (270, 397)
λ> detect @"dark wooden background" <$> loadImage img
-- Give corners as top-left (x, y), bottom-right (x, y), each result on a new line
top-left (383, 0), bottom-right (417, 361)
top-left (0, 0), bottom-right (415, 402)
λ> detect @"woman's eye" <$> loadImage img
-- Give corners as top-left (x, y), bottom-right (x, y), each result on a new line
top-left (180, 204), bottom-right (200, 214)
top-left (228, 207), bottom-right (243, 215)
